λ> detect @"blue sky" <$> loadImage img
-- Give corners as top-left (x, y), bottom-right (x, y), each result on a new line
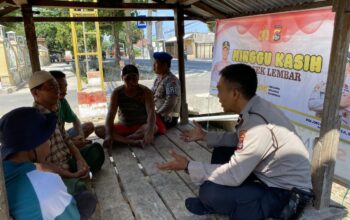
top-left (138, 9), bottom-right (209, 40)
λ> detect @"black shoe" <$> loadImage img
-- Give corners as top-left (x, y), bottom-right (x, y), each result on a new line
top-left (185, 197), bottom-right (213, 215)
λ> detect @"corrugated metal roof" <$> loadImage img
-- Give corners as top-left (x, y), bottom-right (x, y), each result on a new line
top-left (161, 0), bottom-right (332, 21)
top-left (0, 0), bottom-right (333, 21)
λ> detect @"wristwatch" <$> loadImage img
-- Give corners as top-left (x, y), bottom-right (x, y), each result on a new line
top-left (184, 161), bottom-right (190, 174)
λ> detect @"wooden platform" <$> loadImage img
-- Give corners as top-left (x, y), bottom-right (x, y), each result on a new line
top-left (92, 124), bottom-right (227, 220)
top-left (90, 124), bottom-right (347, 220)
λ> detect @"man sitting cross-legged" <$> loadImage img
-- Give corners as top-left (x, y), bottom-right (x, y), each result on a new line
top-left (95, 64), bottom-right (166, 151)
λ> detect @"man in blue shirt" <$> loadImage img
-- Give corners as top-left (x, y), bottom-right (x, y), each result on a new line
top-left (0, 107), bottom-right (95, 220)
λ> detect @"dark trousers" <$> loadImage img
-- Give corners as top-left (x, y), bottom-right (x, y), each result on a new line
top-left (74, 191), bottom-right (97, 220)
top-left (69, 142), bottom-right (105, 173)
top-left (198, 147), bottom-right (290, 220)
top-left (63, 142), bottom-right (105, 195)
top-left (211, 146), bottom-right (236, 164)
top-left (160, 115), bottom-right (178, 128)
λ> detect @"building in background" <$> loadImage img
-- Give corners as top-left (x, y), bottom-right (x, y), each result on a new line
top-left (165, 32), bottom-right (214, 60)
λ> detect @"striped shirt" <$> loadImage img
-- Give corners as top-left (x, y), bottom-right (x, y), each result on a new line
top-left (4, 161), bottom-right (80, 220)
top-left (116, 85), bottom-right (148, 126)
top-left (34, 103), bottom-right (71, 170)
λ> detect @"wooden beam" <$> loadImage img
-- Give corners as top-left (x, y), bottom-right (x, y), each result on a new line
top-left (0, 0), bottom-right (26, 6)
top-left (174, 5), bottom-right (188, 124)
top-left (183, 9), bottom-right (206, 22)
top-left (28, 0), bottom-right (178, 9)
top-left (0, 160), bottom-right (10, 220)
top-left (179, 0), bottom-right (200, 5)
top-left (16, 0), bottom-right (28, 5)
top-left (0, 0), bottom-right (15, 6)
top-left (21, 4), bottom-right (40, 72)
top-left (193, 1), bottom-right (227, 19)
top-left (0, 6), bottom-right (17, 17)
top-left (0, 16), bottom-right (196, 22)
top-left (311, 0), bottom-right (350, 209)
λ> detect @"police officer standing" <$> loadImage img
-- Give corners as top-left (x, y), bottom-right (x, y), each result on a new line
top-left (158, 64), bottom-right (313, 219)
top-left (308, 52), bottom-right (350, 124)
top-left (210, 41), bottom-right (231, 93)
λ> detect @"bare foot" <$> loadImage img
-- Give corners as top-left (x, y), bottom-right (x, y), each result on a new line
top-left (129, 140), bottom-right (145, 148)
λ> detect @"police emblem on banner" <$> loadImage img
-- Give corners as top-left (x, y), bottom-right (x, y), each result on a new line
top-left (273, 25), bottom-right (282, 41)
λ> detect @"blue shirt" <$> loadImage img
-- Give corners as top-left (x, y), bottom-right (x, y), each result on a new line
top-left (3, 161), bottom-right (80, 220)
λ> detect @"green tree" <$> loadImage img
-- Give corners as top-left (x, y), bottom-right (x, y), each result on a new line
top-left (207, 21), bottom-right (216, 32)
top-left (124, 9), bottom-right (136, 65)
top-left (1, 8), bottom-right (72, 54)
top-left (35, 22), bottom-right (72, 54)
top-left (99, 8), bottom-right (143, 66)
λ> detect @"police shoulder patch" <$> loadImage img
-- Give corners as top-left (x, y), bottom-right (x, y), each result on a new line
top-left (237, 130), bottom-right (247, 150)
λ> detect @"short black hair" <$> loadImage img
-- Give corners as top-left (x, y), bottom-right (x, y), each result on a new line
top-left (50, 70), bottom-right (66, 79)
top-left (122, 64), bottom-right (139, 76)
top-left (220, 63), bottom-right (257, 99)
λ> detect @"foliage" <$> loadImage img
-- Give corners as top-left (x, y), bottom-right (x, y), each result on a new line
top-left (34, 8), bottom-right (72, 54)
top-left (1, 8), bottom-right (72, 54)
top-left (133, 47), bottom-right (141, 56)
top-left (102, 39), bottom-right (113, 51)
top-left (1, 7), bottom-right (145, 58)
top-left (35, 22), bottom-right (72, 54)
top-left (0, 9), bottom-right (23, 35)
top-left (207, 22), bottom-right (216, 32)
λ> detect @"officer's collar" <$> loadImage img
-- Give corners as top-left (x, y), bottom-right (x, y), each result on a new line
top-left (235, 114), bottom-right (244, 129)
top-left (240, 95), bottom-right (258, 114)
top-left (239, 95), bottom-right (259, 123)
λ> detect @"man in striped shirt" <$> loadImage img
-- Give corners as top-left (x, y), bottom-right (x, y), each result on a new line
top-left (28, 70), bottom-right (104, 194)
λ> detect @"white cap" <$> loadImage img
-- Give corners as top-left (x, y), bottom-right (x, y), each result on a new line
top-left (28, 71), bottom-right (54, 89)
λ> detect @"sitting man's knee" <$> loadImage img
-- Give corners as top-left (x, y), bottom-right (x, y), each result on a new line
top-left (94, 125), bottom-right (105, 138)
top-left (199, 181), bottom-right (218, 204)
top-left (85, 122), bottom-right (95, 131)
top-left (83, 122), bottom-right (95, 137)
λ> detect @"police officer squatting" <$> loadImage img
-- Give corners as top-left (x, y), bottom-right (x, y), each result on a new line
top-left (158, 63), bottom-right (314, 220)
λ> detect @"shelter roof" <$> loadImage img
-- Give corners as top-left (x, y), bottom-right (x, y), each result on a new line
top-left (0, 0), bottom-right (333, 22)
top-left (152, 0), bottom-right (332, 21)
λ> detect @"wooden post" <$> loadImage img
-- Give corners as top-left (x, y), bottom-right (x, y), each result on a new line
top-left (311, 0), bottom-right (350, 209)
top-left (174, 5), bottom-right (189, 124)
top-left (21, 5), bottom-right (41, 72)
top-left (0, 159), bottom-right (10, 220)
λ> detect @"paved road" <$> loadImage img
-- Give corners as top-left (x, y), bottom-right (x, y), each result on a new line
top-left (0, 59), bottom-right (214, 118)
top-left (121, 58), bottom-right (213, 75)
top-left (83, 57), bottom-right (213, 74)
top-left (0, 63), bottom-right (79, 118)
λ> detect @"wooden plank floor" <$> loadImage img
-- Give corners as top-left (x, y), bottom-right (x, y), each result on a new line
top-left (92, 124), bottom-right (348, 220)
top-left (93, 125), bottom-right (228, 220)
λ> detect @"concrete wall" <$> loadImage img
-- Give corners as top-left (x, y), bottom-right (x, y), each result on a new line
top-left (0, 31), bottom-right (49, 88)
